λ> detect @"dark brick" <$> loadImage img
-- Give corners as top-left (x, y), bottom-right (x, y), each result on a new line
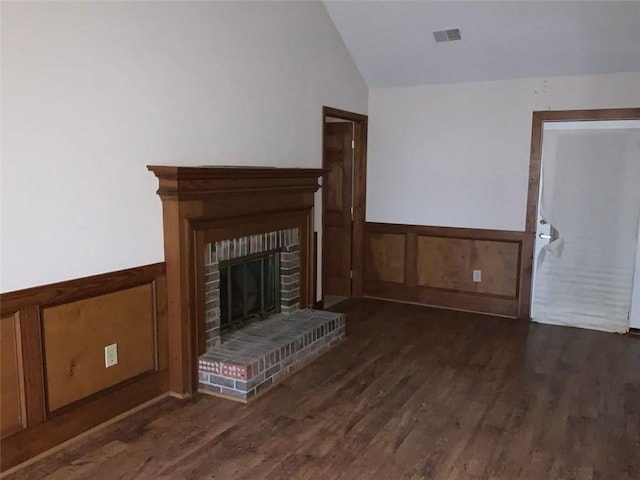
top-left (265, 363), bottom-right (281, 378)
top-left (256, 377), bottom-right (274, 394)
top-left (279, 266), bottom-right (300, 275)
top-left (235, 373), bottom-right (264, 391)
top-left (208, 375), bottom-right (236, 388)
top-left (219, 386), bottom-right (245, 399)
top-left (281, 297), bottom-right (300, 307)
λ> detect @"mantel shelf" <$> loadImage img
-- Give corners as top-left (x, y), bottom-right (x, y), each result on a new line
top-left (147, 165), bottom-right (327, 200)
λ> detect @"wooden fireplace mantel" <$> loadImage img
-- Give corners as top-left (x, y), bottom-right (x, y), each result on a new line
top-left (148, 165), bottom-right (325, 396)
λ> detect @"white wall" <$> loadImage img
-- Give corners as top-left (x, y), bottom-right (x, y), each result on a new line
top-left (0, 1), bottom-right (368, 293)
top-left (367, 72), bottom-right (640, 231)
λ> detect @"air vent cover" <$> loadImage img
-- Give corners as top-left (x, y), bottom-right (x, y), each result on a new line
top-left (433, 28), bottom-right (462, 43)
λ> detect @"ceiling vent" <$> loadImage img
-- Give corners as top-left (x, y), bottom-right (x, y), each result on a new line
top-left (433, 28), bottom-right (462, 43)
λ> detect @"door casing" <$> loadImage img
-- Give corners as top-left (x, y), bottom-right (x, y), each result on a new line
top-left (521, 108), bottom-right (640, 319)
top-left (321, 106), bottom-right (368, 305)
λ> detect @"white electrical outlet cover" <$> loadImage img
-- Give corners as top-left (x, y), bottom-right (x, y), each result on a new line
top-left (473, 270), bottom-right (482, 282)
top-left (105, 343), bottom-right (118, 368)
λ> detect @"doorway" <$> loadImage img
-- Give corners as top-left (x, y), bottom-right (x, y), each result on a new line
top-left (524, 108), bottom-right (640, 332)
top-left (321, 107), bottom-right (368, 308)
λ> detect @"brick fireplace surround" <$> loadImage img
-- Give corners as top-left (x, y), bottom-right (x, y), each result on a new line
top-left (199, 227), bottom-right (345, 401)
top-left (148, 166), bottom-right (345, 400)
top-left (203, 228), bottom-right (301, 350)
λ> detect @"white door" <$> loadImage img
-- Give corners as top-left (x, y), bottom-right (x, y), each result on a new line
top-left (531, 120), bottom-right (640, 333)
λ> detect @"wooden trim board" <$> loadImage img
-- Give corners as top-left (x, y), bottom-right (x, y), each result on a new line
top-left (0, 263), bottom-right (165, 316)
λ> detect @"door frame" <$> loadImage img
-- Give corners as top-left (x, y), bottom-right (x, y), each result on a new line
top-left (521, 107), bottom-right (640, 319)
top-left (321, 106), bottom-right (368, 305)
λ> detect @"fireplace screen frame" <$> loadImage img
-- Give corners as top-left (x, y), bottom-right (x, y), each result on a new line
top-left (218, 249), bottom-right (281, 333)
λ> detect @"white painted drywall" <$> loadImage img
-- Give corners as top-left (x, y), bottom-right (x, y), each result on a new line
top-left (0, 1), bottom-right (367, 294)
top-left (367, 72), bottom-right (640, 231)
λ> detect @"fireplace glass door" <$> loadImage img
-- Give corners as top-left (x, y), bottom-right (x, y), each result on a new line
top-left (219, 250), bottom-right (280, 332)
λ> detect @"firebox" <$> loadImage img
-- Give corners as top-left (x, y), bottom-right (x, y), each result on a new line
top-left (203, 228), bottom-right (301, 350)
top-left (219, 250), bottom-right (280, 332)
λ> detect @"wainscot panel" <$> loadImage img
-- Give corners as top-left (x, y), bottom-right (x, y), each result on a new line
top-left (0, 263), bottom-right (168, 471)
top-left (0, 313), bottom-right (25, 439)
top-left (43, 284), bottom-right (157, 412)
top-left (365, 233), bottom-right (406, 283)
top-left (363, 223), bottom-right (528, 318)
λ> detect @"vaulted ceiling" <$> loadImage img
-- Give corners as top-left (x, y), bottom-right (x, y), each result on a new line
top-left (323, 1), bottom-right (640, 88)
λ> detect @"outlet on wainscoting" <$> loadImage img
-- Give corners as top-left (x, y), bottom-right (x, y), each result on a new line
top-left (104, 343), bottom-right (118, 368)
top-left (473, 270), bottom-right (482, 282)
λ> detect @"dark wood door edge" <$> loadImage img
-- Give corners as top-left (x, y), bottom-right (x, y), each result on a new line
top-left (322, 106), bottom-right (368, 301)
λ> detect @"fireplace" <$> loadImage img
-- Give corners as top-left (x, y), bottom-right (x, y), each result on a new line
top-left (147, 165), bottom-right (331, 396)
top-left (148, 165), bottom-right (347, 401)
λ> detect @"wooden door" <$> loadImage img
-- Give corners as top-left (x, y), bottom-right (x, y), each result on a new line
top-left (323, 122), bottom-right (354, 296)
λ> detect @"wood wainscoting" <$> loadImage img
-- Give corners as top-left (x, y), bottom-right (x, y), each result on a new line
top-left (363, 223), bottom-right (529, 318)
top-left (0, 263), bottom-right (168, 470)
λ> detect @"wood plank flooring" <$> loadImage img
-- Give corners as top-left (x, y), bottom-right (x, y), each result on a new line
top-left (4, 299), bottom-right (639, 480)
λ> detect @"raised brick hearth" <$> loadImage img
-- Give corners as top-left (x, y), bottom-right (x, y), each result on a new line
top-left (199, 309), bottom-right (345, 401)
top-left (199, 226), bottom-right (347, 402)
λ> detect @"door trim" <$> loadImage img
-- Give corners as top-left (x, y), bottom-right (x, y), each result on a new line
top-left (521, 107), bottom-right (640, 319)
top-left (322, 106), bottom-right (368, 302)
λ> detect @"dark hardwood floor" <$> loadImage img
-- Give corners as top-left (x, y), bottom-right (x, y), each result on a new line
top-left (4, 299), bottom-right (639, 480)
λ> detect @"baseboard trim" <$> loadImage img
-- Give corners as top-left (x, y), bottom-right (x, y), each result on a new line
top-left (364, 280), bottom-right (518, 318)
top-left (363, 295), bottom-right (516, 319)
top-left (629, 327), bottom-right (640, 336)
top-left (0, 393), bottom-right (170, 478)
top-left (168, 391), bottom-right (194, 400)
